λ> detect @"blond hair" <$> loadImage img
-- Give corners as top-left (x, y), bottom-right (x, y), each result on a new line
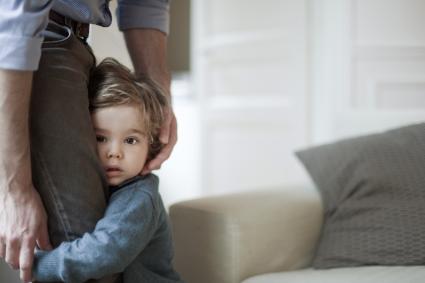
top-left (88, 58), bottom-right (168, 160)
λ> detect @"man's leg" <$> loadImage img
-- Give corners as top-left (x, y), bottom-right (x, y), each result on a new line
top-left (30, 22), bottom-right (120, 283)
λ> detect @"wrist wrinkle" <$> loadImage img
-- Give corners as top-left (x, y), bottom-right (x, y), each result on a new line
top-left (0, 148), bottom-right (32, 194)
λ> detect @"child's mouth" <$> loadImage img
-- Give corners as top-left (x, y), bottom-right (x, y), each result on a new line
top-left (106, 166), bottom-right (123, 176)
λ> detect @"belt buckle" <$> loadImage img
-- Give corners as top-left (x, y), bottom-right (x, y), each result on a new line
top-left (75, 22), bottom-right (88, 41)
top-left (64, 16), bottom-right (88, 41)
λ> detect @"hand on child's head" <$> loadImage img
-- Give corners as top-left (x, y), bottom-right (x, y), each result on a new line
top-left (141, 108), bottom-right (177, 175)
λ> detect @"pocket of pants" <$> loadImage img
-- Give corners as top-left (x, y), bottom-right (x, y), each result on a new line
top-left (42, 20), bottom-right (72, 46)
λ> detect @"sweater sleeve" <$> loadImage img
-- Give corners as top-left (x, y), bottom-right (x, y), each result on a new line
top-left (33, 187), bottom-right (158, 283)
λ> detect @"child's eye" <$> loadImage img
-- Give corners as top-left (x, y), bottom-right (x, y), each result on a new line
top-left (125, 137), bottom-right (138, 145)
top-left (96, 135), bottom-right (107, 143)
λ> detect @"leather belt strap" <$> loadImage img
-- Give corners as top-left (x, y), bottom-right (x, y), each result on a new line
top-left (49, 10), bottom-right (90, 40)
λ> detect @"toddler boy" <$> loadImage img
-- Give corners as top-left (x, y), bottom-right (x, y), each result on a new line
top-left (32, 58), bottom-right (184, 283)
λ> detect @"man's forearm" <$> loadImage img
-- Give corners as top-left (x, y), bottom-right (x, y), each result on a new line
top-left (124, 28), bottom-right (177, 172)
top-left (0, 69), bottom-right (52, 283)
top-left (124, 29), bottom-right (171, 93)
top-left (0, 69), bottom-right (33, 191)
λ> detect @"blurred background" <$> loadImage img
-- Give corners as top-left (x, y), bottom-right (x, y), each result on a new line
top-left (89, 0), bottom-right (425, 208)
top-left (2, 0), bottom-right (425, 281)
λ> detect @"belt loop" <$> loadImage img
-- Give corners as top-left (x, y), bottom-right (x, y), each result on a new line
top-left (49, 10), bottom-right (90, 42)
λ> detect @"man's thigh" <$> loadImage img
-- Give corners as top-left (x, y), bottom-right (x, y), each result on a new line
top-left (30, 22), bottom-right (120, 283)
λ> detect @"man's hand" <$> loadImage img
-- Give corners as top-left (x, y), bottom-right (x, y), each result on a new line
top-left (0, 69), bottom-right (52, 282)
top-left (124, 28), bottom-right (177, 173)
top-left (142, 106), bottom-right (178, 174)
top-left (0, 185), bottom-right (52, 283)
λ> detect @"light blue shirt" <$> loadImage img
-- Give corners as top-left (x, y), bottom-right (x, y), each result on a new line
top-left (0, 0), bottom-right (170, 71)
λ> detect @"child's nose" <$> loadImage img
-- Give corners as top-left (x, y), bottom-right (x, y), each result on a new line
top-left (107, 151), bottom-right (122, 159)
top-left (107, 144), bottom-right (123, 159)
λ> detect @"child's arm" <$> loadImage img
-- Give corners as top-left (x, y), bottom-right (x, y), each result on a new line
top-left (32, 184), bottom-right (158, 283)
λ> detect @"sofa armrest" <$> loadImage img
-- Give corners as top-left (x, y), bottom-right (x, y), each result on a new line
top-left (169, 187), bottom-right (323, 283)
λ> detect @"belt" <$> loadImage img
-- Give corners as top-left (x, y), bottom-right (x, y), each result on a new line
top-left (49, 10), bottom-right (90, 40)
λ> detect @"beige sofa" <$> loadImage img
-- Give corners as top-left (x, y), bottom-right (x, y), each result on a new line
top-left (169, 187), bottom-right (425, 283)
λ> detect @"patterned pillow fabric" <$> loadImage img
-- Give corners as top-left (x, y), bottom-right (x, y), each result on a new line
top-left (296, 123), bottom-right (425, 268)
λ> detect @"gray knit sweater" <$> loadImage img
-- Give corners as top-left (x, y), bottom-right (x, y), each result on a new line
top-left (33, 174), bottom-right (183, 283)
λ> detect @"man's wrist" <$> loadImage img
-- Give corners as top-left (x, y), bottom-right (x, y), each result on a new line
top-left (0, 170), bottom-right (33, 196)
top-left (123, 28), bottom-right (171, 93)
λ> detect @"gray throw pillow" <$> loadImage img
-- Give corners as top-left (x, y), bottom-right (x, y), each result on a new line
top-left (296, 123), bottom-right (425, 268)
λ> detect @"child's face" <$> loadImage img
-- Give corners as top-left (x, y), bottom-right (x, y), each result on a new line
top-left (91, 105), bottom-right (150, 186)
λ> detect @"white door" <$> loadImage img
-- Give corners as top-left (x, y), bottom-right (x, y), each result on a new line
top-left (311, 0), bottom-right (425, 143)
top-left (193, 0), bottom-right (311, 194)
top-left (193, 0), bottom-right (425, 195)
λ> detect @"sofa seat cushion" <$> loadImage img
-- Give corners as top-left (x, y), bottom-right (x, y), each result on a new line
top-left (242, 266), bottom-right (425, 283)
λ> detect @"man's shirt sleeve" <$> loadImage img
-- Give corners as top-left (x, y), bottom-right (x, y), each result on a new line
top-left (116, 0), bottom-right (170, 34)
top-left (0, 1), bottom-right (53, 70)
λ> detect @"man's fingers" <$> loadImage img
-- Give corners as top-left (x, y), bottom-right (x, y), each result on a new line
top-left (36, 224), bottom-right (52, 251)
top-left (0, 186), bottom-right (48, 282)
top-left (144, 142), bottom-right (173, 173)
top-left (19, 239), bottom-right (35, 283)
top-left (159, 108), bottom-right (173, 144)
top-left (169, 114), bottom-right (178, 145)
top-left (148, 115), bottom-right (177, 170)
top-left (5, 237), bottom-right (20, 269)
top-left (141, 144), bottom-right (170, 174)
top-left (152, 142), bottom-right (173, 167)
top-left (142, 111), bottom-right (177, 175)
